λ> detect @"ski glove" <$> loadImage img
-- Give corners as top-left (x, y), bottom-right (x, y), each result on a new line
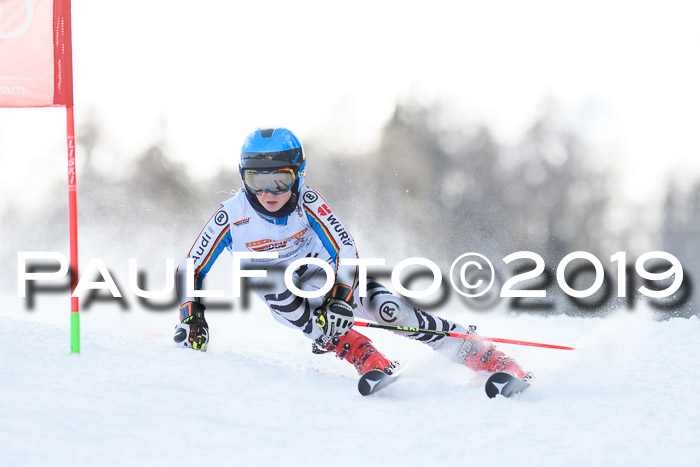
top-left (315, 297), bottom-right (354, 343)
top-left (174, 301), bottom-right (209, 351)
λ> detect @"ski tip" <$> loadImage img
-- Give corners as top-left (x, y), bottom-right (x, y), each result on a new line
top-left (485, 372), bottom-right (531, 399)
top-left (358, 369), bottom-right (396, 396)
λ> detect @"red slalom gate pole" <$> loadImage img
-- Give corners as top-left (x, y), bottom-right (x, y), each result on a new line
top-left (67, 105), bottom-right (80, 354)
top-left (0, 1), bottom-right (78, 351)
top-left (354, 320), bottom-right (577, 351)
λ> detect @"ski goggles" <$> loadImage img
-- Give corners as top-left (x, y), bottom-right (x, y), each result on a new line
top-left (243, 168), bottom-right (296, 195)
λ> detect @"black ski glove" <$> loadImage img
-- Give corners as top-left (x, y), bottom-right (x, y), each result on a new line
top-left (315, 284), bottom-right (354, 344)
top-left (174, 301), bottom-right (209, 351)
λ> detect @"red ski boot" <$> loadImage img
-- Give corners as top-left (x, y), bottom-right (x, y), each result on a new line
top-left (461, 339), bottom-right (529, 380)
top-left (315, 329), bottom-right (397, 375)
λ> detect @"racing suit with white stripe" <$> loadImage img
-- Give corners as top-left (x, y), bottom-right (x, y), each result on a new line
top-left (175, 184), bottom-right (474, 361)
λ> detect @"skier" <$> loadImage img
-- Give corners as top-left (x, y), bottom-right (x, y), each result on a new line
top-left (174, 127), bottom-right (529, 386)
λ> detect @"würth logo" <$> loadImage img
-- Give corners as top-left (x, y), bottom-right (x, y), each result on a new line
top-left (318, 204), bottom-right (331, 216)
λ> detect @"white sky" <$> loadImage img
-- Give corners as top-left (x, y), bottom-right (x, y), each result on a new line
top-left (1, 0), bottom-right (700, 215)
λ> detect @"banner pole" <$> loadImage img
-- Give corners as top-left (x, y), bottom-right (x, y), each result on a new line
top-left (67, 105), bottom-right (80, 354)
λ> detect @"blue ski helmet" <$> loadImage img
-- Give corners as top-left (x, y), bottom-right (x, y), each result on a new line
top-left (239, 127), bottom-right (306, 196)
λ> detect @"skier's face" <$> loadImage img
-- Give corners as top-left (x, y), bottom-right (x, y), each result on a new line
top-left (256, 190), bottom-right (292, 212)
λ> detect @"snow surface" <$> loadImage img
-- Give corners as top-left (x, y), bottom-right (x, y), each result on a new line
top-left (2, 296), bottom-right (699, 467)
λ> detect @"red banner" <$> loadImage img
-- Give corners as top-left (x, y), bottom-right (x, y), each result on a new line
top-left (0, 0), bottom-right (73, 107)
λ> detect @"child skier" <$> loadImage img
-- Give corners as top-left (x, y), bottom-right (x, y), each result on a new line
top-left (174, 127), bottom-right (529, 386)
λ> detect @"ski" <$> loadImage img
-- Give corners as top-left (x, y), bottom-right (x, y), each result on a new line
top-left (485, 372), bottom-right (531, 399)
top-left (358, 369), bottom-right (400, 396)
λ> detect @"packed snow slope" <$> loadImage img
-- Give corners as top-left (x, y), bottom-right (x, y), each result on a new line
top-left (2, 298), bottom-right (699, 467)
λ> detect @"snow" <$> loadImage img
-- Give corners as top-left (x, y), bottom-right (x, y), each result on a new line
top-left (2, 297), bottom-right (699, 467)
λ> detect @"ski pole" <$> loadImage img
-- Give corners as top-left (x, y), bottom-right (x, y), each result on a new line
top-left (353, 320), bottom-right (577, 351)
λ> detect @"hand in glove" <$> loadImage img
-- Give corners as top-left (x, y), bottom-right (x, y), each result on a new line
top-left (315, 288), bottom-right (354, 343)
top-left (174, 301), bottom-right (209, 351)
